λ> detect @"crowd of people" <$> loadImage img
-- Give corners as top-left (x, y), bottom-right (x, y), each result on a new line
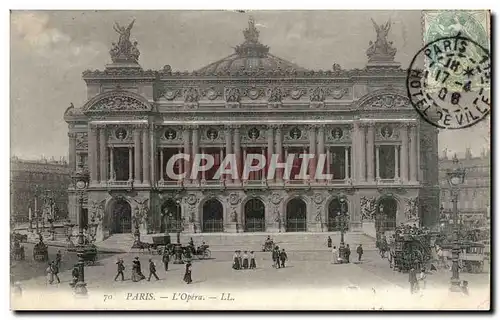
top-left (232, 250), bottom-right (257, 270)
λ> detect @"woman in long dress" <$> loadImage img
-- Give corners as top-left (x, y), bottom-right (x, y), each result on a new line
top-left (132, 260), bottom-right (140, 282)
top-left (242, 251), bottom-right (249, 269)
top-left (232, 251), bottom-right (240, 270)
top-left (332, 246), bottom-right (339, 264)
top-left (183, 262), bottom-right (192, 284)
top-left (46, 263), bottom-right (53, 285)
top-left (249, 251), bottom-right (257, 269)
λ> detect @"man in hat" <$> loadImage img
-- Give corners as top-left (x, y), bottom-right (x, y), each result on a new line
top-left (162, 249), bottom-right (170, 272)
top-left (134, 257), bottom-right (145, 281)
top-left (147, 258), bottom-right (159, 281)
top-left (114, 258), bottom-right (125, 281)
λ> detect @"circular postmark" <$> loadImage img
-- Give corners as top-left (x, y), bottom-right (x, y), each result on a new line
top-left (406, 34), bottom-right (490, 129)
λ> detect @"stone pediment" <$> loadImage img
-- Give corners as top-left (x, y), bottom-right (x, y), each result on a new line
top-left (82, 90), bottom-right (152, 113)
top-left (355, 88), bottom-right (411, 110)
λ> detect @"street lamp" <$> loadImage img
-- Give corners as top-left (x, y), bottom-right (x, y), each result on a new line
top-left (170, 201), bottom-right (184, 264)
top-left (446, 155), bottom-right (466, 293)
top-left (337, 196), bottom-right (349, 263)
top-left (65, 220), bottom-right (76, 251)
top-left (72, 164), bottom-right (89, 296)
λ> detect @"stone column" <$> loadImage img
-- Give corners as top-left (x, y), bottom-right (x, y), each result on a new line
top-left (409, 124), bottom-right (418, 182)
top-left (375, 145), bottom-right (380, 180)
top-left (366, 124), bottom-right (375, 182)
top-left (352, 123), bottom-right (359, 182)
top-left (142, 127), bottom-right (150, 184)
top-left (201, 148), bottom-right (206, 182)
top-left (134, 127), bottom-right (142, 184)
top-left (99, 126), bottom-right (107, 184)
top-left (128, 147), bottom-right (133, 181)
top-left (233, 126), bottom-right (241, 184)
top-left (359, 124), bottom-right (366, 182)
top-left (109, 147), bottom-right (115, 181)
top-left (326, 148), bottom-right (331, 176)
top-left (159, 148), bottom-right (164, 181)
top-left (267, 126), bottom-right (274, 182)
top-left (225, 126), bottom-right (233, 183)
top-left (395, 146), bottom-right (400, 180)
top-left (308, 125), bottom-right (316, 181)
top-left (68, 132), bottom-right (77, 172)
top-left (192, 126), bottom-right (199, 182)
top-left (344, 147), bottom-right (349, 179)
top-left (317, 125), bottom-right (325, 181)
top-left (149, 125), bottom-right (156, 186)
top-left (183, 126), bottom-right (191, 182)
top-left (88, 125), bottom-right (99, 184)
top-left (242, 148), bottom-right (247, 182)
top-left (400, 124), bottom-right (409, 182)
top-left (274, 125), bottom-right (283, 182)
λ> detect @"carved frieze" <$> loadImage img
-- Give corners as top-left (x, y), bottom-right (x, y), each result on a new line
top-left (326, 125), bottom-right (352, 142)
top-left (161, 88), bottom-right (182, 101)
top-left (202, 86), bottom-right (221, 101)
top-left (88, 95), bottom-right (149, 112)
top-left (283, 126), bottom-right (309, 142)
top-left (243, 86), bottom-right (264, 100)
top-left (267, 87), bottom-right (285, 103)
top-left (360, 196), bottom-right (377, 221)
top-left (309, 87), bottom-right (326, 102)
top-left (364, 94), bottom-right (410, 109)
top-left (183, 87), bottom-right (200, 103)
top-left (224, 87), bottom-right (242, 103)
top-left (376, 124), bottom-right (400, 140)
top-left (241, 126), bottom-right (265, 143)
top-left (201, 126), bottom-right (224, 143)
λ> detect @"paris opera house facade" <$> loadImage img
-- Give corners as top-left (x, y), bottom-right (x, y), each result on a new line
top-left (64, 18), bottom-right (439, 241)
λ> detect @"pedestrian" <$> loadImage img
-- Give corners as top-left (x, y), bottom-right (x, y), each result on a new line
top-left (332, 246), bottom-right (339, 264)
top-left (55, 250), bottom-right (62, 269)
top-left (70, 265), bottom-right (79, 287)
top-left (147, 258), bottom-right (159, 281)
top-left (162, 249), bottom-right (170, 272)
top-left (51, 261), bottom-right (61, 284)
top-left (114, 258), bottom-right (125, 281)
top-left (345, 244), bottom-right (351, 263)
top-left (132, 257), bottom-right (144, 282)
top-left (327, 236), bottom-right (332, 248)
top-left (249, 251), bottom-right (257, 269)
top-left (409, 267), bottom-right (418, 294)
top-left (237, 250), bottom-right (243, 268)
top-left (357, 244), bottom-right (364, 262)
top-left (183, 262), bottom-right (193, 284)
top-left (279, 249), bottom-right (288, 268)
top-left (272, 246), bottom-right (280, 268)
top-left (136, 257), bottom-right (145, 280)
top-left (45, 262), bottom-right (53, 285)
top-left (418, 268), bottom-right (426, 293)
top-left (242, 251), bottom-right (249, 269)
top-left (232, 251), bottom-right (241, 270)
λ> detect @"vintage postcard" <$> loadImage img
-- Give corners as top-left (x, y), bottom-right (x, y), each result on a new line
top-left (10, 10), bottom-right (491, 310)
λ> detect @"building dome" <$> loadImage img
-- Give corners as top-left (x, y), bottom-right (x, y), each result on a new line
top-left (196, 17), bottom-right (308, 74)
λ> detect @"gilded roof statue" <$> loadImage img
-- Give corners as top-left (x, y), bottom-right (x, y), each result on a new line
top-left (110, 19), bottom-right (140, 63)
top-left (366, 18), bottom-right (397, 63)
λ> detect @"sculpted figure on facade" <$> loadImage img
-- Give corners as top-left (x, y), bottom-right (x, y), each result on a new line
top-left (183, 87), bottom-right (200, 103)
top-left (360, 196), bottom-right (377, 220)
top-left (267, 87), bottom-right (284, 103)
top-left (366, 19), bottom-right (397, 61)
top-left (224, 87), bottom-right (242, 103)
top-left (405, 197), bottom-right (419, 221)
top-left (90, 95), bottom-right (149, 112)
top-left (310, 87), bottom-right (326, 102)
top-left (110, 20), bottom-right (140, 63)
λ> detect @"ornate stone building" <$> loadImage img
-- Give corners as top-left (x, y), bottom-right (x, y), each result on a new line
top-left (64, 18), bottom-right (439, 241)
top-left (439, 149), bottom-right (491, 227)
top-left (11, 157), bottom-right (70, 223)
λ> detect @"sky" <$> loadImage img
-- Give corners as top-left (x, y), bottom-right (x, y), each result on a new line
top-left (10, 10), bottom-right (490, 160)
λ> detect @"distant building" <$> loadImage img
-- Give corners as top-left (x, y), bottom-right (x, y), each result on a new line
top-left (10, 157), bottom-right (71, 223)
top-left (439, 148), bottom-right (491, 227)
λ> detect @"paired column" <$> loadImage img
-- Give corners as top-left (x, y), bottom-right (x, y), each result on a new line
top-left (395, 146), bottom-right (400, 180)
top-left (274, 125), bottom-right (283, 182)
top-left (308, 125), bottom-right (316, 181)
top-left (128, 147), bottom-right (133, 181)
top-left (68, 132), bottom-right (77, 172)
top-left (99, 126), bottom-right (107, 184)
top-left (400, 124), bottom-right (409, 182)
top-left (267, 126), bottom-right (274, 182)
top-left (88, 125), bottom-right (98, 184)
top-left (191, 127), bottom-right (199, 182)
top-left (109, 147), bottom-right (115, 181)
top-left (225, 126), bottom-right (233, 183)
top-left (317, 126), bottom-right (325, 181)
top-left (133, 127), bottom-right (142, 184)
top-left (375, 146), bottom-right (380, 180)
top-left (149, 125), bottom-right (156, 185)
top-left (409, 124), bottom-right (418, 182)
top-left (142, 127), bottom-right (150, 184)
top-left (233, 126), bottom-right (241, 184)
top-left (183, 127), bottom-right (191, 182)
top-left (159, 149), bottom-right (164, 181)
top-left (358, 124), bottom-right (366, 182)
top-left (366, 124), bottom-right (375, 182)
top-left (344, 147), bottom-right (349, 180)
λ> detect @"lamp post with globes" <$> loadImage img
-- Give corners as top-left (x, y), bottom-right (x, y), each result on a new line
top-left (337, 196), bottom-right (349, 263)
top-left (446, 155), bottom-right (466, 293)
top-left (72, 164), bottom-right (89, 296)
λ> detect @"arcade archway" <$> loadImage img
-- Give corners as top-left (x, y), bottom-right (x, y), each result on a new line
top-left (376, 196), bottom-right (398, 232)
top-left (244, 198), bottom-right (266, 232)
top-left (286, 198), bottom-right (307, 232)
top-left (327, 198), bottom-right (349, 231)
top-left (160, 199), bottom-right (182, 233)
top-left (202, 198), bottom-right (224, 233)
top-left (111, 199), bottom-right (132, 234)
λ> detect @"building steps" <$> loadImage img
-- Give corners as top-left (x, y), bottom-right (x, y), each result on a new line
top-left (96, 233), bottom-right (135, 253)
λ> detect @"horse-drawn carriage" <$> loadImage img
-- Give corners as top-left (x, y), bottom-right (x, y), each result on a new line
top-left (389, 232), bottom-right (432, 272)
top-left (10, 240), bottom-right (25, 261)
top-left (33, 240), bottom-right (49, 262)
top-left (439, 241), bottom-right (486, 274)
top-left (262, 238), bottom-right (274, 252)
top-left (80, 244), bottom-right (98, 265)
